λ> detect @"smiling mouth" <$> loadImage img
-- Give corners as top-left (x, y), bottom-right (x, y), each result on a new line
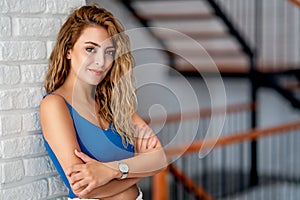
top-left (88, 69), bottom-right (103, 76)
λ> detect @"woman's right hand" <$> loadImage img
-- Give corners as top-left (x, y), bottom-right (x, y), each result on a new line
top-left (134, 124), bottom-right (158, 153)
top-left (66, 149), bottom-right (120, 198)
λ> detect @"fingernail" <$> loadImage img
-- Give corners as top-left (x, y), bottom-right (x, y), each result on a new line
top-left (151, 140), bottom-right (155, 147)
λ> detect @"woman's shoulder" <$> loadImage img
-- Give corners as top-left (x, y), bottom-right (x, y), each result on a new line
top-left (41, 92), bottom-right (64, 104)
top-left (40, 92), bottom-right (75, 140)
top-left (40, 92), bottom-right (69, 114)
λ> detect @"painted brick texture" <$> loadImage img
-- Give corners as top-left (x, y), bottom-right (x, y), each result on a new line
top-left (0, 0), bottom-right (85, 199)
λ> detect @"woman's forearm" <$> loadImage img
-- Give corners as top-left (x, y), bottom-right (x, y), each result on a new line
top-left (83, 178), bottom-right (141, 199)
top-left (107, 147), bottom-right (167, 179)
top-left (81, 148), bottom-right (166, 198)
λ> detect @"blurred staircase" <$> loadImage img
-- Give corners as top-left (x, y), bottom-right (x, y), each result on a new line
top-left (121, 0), bottom-right (252, 76)
top-left (120, 0), bottom-right (300, 110)
top-left (118, 0), bottom-right (300, 199)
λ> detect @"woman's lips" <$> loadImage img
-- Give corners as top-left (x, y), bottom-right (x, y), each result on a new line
top-left (89, 69), bottom-right (103, 76)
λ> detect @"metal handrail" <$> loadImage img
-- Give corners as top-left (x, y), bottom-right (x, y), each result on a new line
top-left (165, 120), bottom-right (300, 157)
top-left (289, 0), bottom-right (300, 8)
top-left (153, 120), bottom-right (300, 199)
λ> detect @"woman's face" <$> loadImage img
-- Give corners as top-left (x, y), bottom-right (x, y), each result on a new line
top-left (67, 25), bottom-right (116, 85)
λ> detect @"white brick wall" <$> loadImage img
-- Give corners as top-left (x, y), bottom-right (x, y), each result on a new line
top-left (0, 0), bottom-right (86, 199)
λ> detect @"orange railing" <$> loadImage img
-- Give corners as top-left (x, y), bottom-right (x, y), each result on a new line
top-left (289, 0), bottom-right (300, 8)
top-left (169, 164), bottom-right (213, 200)
top-left (153, 164), bottom-right (213, 200)
top-left (165, 120), bottom-right (300, 157)
top-left (148, 102), bottom-right (253, 200)
top-left (150, 107), bottom-right (300, 199)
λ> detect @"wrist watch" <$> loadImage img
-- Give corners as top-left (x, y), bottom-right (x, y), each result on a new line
top-left (118, 161), bottom-right (129, 179)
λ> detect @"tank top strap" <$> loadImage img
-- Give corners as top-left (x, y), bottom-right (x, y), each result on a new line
top-left (43, 92), bottom-right (67, 101)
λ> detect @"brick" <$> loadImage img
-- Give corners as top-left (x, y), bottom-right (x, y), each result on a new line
top-left (0, 179), bottom-right (48, 200)
top-left (0, 90), bottom-right (13, 110)
top-left (45, 0), bottom-right (85, 14)
top-left (23, 87), bottom-right (44, 109)
top-left (20, 64), bottom-right (47, 83)
top-left (47, 197), bottom-right (68, 200)
top-left (0, 87), bottom-right (42, 110)
top-left (0, 0), bottom-right (45, 14)
top-left (22, 111), bottom-right (41, 132)
top-left (0, 142), bottom-right (2, 158)
top-left (0, 41), bottom-right (46, 61)
top-left (48, 175), bottom-right (68, 196)
top-left (1, 135), bottom-right (46, 158)
top-left (11, 87), bottom-right (43, 109)
top-left (0, 114), bottom-right (22, 136)
top-left (0, 16), bottom-right (11, 36)
top-left (0, 160), bottom-right (24, 184)
top-left (54, 197), bottom-right (68, 200)
top-left (0, 117), bottom-right (2, 137)
top-left (0, 65), bottom-right (20, 85)
top-left (24, 156), bottom-right (56, 176)
top-left (47, 41), bottom-right (56, 59)
top-left (13, 18), bottom-right (61, 37)
top-left (0, 0), bottom-right (9, 13)
top-left (0, 168), bottom-right (2, 189)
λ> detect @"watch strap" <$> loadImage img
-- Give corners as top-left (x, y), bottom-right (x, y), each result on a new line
top-left (118, 161), bottom-right (128, 179)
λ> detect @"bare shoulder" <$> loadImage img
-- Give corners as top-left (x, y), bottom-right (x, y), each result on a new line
top-left (40, 94), bottom-right (67, 112)
top-left (40, 94), bottom-right (74, 141)
top-left (40, 94), bottom-right (71, 124)
top-left (40, 94), bottom-right (72, 121)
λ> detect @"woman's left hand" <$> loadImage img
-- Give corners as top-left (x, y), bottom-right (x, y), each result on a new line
top-left (65, 149), bottom-right (118, 197)
top-left (134, 124), bottom-right (158, 153)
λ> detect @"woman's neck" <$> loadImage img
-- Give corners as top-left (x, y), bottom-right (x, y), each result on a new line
top-left (60, 73), bottom-right (106, 127)
top-left (62, 72), bottom-right (96, 105)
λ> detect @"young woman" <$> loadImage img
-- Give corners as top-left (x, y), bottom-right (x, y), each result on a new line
top-left (40, 5), bottom-right (167, 200)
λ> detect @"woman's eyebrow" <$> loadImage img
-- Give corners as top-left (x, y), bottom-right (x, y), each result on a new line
top-left (85, 41), bottom-right (101, 47)
top-left (106, 46), bottom-right (115, 49)
top-left (85, 41), bottom-right (114, 49)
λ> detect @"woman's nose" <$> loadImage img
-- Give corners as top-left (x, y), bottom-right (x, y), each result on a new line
top-left (94, 50), bottom-right (105, 69)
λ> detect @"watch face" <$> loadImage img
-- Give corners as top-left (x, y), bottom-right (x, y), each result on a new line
top-left (120, 163), bottom-right (129, 172)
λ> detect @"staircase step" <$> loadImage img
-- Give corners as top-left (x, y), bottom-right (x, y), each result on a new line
top-left (133, 0), bottom-right (212, 17)
top-left (137, 12), bottom-right (213, 21)
top-left (175, 56), bottom-right (248, 66)
top-left (153, 30), bottom-right (228, 40)
top-left (256, 63), bottom-right (300, 73)
top-left (173, 64), bottom-right (249, 75)
top-left (166, 48), bottom-right (243, 58)
top-left (152, 19), bottom-right (227, 34)
top-left (282, 80), bottom-right (300, 92)
top-left (173, 62), bottom-right (300, 75)
top-left (166, 38), bottom-right (242, 54)
top-left (174, 56), bottom-right (249, 74)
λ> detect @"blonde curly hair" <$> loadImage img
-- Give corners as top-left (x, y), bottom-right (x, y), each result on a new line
top-left (45, 5), bottom-right (137, 145)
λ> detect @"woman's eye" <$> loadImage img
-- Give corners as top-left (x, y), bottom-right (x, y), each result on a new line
top-left (86, 47), bottom-right (96, 53)
top-left (106, 50), bottom-right (115, 57)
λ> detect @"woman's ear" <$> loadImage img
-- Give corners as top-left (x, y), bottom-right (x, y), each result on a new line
top-left (66, 49), bottom-right (72, 59)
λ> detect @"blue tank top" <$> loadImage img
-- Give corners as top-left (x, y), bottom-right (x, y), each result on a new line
top-left (42, 94), bottom-right (134, 198)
